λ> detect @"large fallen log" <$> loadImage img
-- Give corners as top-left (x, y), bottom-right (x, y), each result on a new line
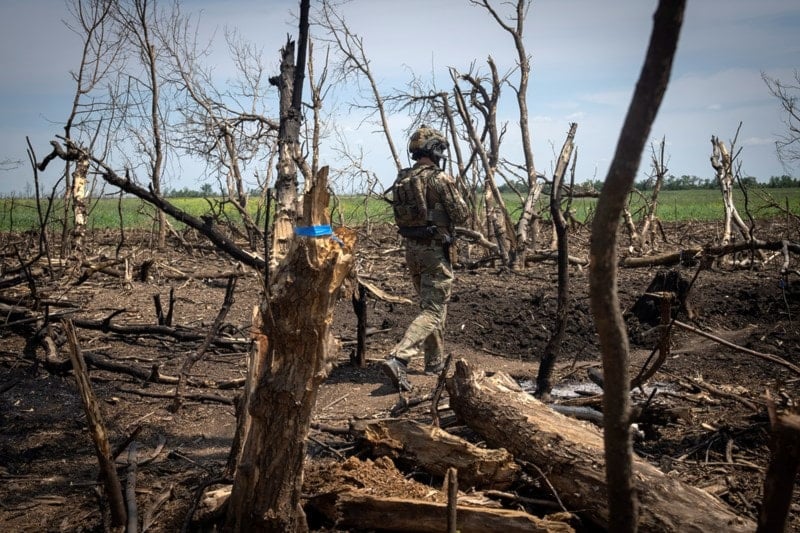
top-left (311, 491), bottom-right (574, 533)
top-left (350, 418), bottom-right (519, 490)
top-left (446, 359), bottom-right (755, 532)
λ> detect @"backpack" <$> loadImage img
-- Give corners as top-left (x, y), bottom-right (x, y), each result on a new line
top-left (391, 168), bottom-right (430, 229)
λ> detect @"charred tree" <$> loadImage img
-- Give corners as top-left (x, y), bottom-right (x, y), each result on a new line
top-left (225, 166), bottom-right (355, 532)
top-left (269, 0), bottom-right (309, 267)
top-left (534, 122), bottom-right (576, 399)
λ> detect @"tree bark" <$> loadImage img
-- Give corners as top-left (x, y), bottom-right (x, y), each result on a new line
top-left (757, 404), bottom-right (800, 532)
top-left (225, 166), bottom-right (355, 532)
top-left (588, 3), bottom-right (685, 531)
top-left (446, 359), bottom-right (755, 532)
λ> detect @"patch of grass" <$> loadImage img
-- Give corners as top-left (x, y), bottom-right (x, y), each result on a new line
top-left (2, 187), bottom-right (798, 232)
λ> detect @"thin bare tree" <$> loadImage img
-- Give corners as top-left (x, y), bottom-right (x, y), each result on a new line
top-left (160, 16), bottom-right (279, 249)
top-left (534, 122), bottom-right (577, 399)
top-left (710, 130), bottom-right (759, 249)
top-left (763, 70), bottom-right (800, 169)
top-left (472, 0), bottom-right (542, 269)
top-left (451, 61), bottom-right (517, 265)
top-left (589, 2), bottom-right (685, 532)
top-left (622, 137), bottom-right (668, 255)
top-left (112, 0), bottom-right (173, 248)
top-left (60, 0), bottom-right (121, 259)
top-left (315, 0), bottom-right (403, 173)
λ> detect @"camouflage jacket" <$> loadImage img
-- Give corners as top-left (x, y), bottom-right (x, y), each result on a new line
top-left (391, 162), bottom-right (468, 237)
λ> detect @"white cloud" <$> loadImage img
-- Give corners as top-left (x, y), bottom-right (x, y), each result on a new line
top-left (0, 0), bottom-right (797, 195)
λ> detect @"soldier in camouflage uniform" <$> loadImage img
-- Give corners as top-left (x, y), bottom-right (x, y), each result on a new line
top-left (382, 126), bottom-right (469, 392)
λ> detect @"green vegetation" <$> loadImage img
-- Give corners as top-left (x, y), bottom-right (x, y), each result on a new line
top-left (2, 187), bottom-right (799, 233)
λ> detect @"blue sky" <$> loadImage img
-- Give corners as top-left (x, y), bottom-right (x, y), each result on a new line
top-left (0, 0), bottom-right (798, 196)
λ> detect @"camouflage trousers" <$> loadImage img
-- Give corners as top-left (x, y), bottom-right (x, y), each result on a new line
top-left (391, 238), bottom-right (453, 369)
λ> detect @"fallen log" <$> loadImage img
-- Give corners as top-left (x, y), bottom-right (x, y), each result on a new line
top-left (446, 359), bottom-right (755, 532)
top-left (620, 239), bottom-right (800, 268)
top-left (349, 418), bottom-right (519, 490)
top-left (311, 491), bottom-right (574, 533)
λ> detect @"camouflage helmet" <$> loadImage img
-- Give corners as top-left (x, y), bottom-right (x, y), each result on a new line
top-left (408, 125), bottom-right (448, 160)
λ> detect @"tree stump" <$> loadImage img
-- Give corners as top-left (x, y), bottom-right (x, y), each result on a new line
top-left (225, 166), bottom-right (355, 532)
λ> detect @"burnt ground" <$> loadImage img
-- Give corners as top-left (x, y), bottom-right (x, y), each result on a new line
top-left (1, 220), bottom-right (799, 532)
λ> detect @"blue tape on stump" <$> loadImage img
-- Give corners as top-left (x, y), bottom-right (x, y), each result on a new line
top-left (295, 224), bottom-right (333, 237)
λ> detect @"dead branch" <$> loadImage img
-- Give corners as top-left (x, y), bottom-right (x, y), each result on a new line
top-left (125, 442), bottom-right (139, 533)
top-left (142, 484), bottom-right (173, 533)
top-left (119, 387), bottom-right (233, 405)
top-left (174, 275), bottom-right (238, 411)
top-left (63, 318), bottom-right (126, 527)
top-left (620, 238), bottom-right (800, 268)
top-left (70, 314), bottom-right (247, 347)
top-left (309, 491), bottom-right (573, 533)
top-left (672, 320), bottom-right (800, 376)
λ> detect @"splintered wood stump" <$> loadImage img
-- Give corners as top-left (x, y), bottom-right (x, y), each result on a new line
top-left (446, 359), bottom-right (755, 532)
top-left (350, 418), bottom-right (520, 490)
top-left (225, 167), bottom-right (355, 532)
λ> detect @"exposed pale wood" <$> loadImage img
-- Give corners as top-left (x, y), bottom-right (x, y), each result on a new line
top-left (350, 418), bottom-right (519, 490)
top-left (356, 276), bottom-right (413, 305)
top-left (312, 491), bottom-right (574, 533)
top-left (447, 359), bottom-right (755, 532)
top-left (225, 165), bottom-right (355, 532)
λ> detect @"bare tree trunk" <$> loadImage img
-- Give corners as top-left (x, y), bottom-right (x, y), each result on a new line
top-left (710, 135), bottom-right (754, 247)
top-left (70, 154), bottom-right (90, 259)
top-left (225, 166), bottom-right (355, 532)
top-left (534, 123), bottom-right (576, 399)
top-left (270, 38), bottom-right (301, 267)
top-left (588, 3), bottom-right (685, 532)
top-left (476, 0), bottom-right (542, 269)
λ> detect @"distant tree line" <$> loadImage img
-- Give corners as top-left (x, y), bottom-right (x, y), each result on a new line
top-left (574, 174), bottom-right (798, 193)
top-left (168, 173), bottom-right (796, 198)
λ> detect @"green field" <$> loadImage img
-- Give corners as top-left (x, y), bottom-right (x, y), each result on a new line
top-left (1, 187), bottom-right (799, 233)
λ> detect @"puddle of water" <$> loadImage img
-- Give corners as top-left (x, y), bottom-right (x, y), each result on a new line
top-left (519, 379), bottom-right (676, 399)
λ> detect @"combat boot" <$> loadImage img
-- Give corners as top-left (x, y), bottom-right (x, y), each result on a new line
top-left (424, 360), bottom-right (445, 376)
top-left (381, 357), bottom-right (412, 392)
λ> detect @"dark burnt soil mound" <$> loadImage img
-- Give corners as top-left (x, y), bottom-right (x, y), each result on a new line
top-left (1, 221), bottom-right (798, 531)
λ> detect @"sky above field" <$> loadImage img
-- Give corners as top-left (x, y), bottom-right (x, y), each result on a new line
top-left (0, 0), bottom-right (798, 196)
